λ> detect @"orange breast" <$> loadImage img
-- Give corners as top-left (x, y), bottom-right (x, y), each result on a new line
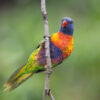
top-left (51, 32), bottom-right (73, 59)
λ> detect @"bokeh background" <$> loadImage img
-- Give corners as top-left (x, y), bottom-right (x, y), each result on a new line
top-left (0, 0), bottom-right (100, 100)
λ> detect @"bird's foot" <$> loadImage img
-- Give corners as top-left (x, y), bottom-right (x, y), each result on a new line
top-left (44, 35), bottom-right (50, 39)
top-left (45, 88), bottom-right (50, 95)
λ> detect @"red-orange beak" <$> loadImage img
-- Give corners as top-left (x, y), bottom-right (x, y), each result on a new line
top-left (62, 20), bottom-right (67, 28)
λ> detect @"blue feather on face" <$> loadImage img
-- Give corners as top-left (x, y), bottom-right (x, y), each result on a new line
top-left (59, 17), bottom-right (74, 35)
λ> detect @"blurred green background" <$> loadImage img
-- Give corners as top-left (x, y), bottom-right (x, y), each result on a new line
top-left (0, 0), bottom-right (100, 100)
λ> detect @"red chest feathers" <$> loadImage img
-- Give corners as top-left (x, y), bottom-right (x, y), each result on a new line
top-left (51, 32), bottom-right (73, 58)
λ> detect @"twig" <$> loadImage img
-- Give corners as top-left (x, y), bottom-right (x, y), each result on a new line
top-left (41, 0), bottom-right (55, 100)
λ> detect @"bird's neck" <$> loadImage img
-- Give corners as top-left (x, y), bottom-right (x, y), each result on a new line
top-left (59, 26), bottom-right (73, 36)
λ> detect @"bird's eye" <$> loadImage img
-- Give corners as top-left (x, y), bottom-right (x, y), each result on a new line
top-left (70, 21), bottom-right (73, 24)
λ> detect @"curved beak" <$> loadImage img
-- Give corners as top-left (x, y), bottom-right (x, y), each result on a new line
top-left (62, 20), bottom-right (67, 28)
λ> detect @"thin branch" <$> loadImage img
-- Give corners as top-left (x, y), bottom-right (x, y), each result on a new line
top-left (48, 91), bottom-right (55, 100)
top-left (41, 0), bottom-right (55, 100)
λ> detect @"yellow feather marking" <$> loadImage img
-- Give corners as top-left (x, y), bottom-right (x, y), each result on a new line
top-left (63, 38), bottom-right (73, 55)
top-left (12, 65), bottom-right (26, 80)
top-left (17, 73), bottom-right (32, 84)
top-left (32, 47), bottom-right (40, 61)
top-left (28, 64), bottom-right (35, 71)
top-left (32, 55), bottom-right (36, 61)
top-left (51, 32), bottom-right (58, 42)
top-left (4, 73), bottom-right (32, 91)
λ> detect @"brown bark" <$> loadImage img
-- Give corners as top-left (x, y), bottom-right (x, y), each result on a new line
top-left (41, 0), bottom-right (55, 100)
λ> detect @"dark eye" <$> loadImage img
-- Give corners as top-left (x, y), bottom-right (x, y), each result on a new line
top-left (70, 21), bottom-right (73, 24)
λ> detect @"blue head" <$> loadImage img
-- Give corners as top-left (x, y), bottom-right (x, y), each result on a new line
top-left (59, 17), bottom-right (74, 35)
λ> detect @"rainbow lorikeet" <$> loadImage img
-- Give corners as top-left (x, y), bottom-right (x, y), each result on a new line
top-left (4, 17), bottom-right (74, 91)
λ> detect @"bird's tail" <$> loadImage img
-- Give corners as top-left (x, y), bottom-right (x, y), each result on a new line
top-left (4, 64), bottom-right (33, 92)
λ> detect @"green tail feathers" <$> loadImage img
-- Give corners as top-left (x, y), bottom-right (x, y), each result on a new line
top-left (4, 65), bottom-right (33, 91)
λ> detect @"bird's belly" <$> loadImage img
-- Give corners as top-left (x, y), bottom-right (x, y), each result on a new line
top-left (36, 41), bottom-right (64, 66)
top-left (50, 41), bottom-right (64, 65)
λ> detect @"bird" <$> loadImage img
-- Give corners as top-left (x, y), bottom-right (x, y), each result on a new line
top-left (4, 17), bottom-right (74, 91)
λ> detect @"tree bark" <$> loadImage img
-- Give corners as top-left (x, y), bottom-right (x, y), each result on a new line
top-left (41, 0), bottom-right (55, 100)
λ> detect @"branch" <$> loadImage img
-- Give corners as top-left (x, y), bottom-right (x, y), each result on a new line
top-left (41, 0), bottom-right (55, 100)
